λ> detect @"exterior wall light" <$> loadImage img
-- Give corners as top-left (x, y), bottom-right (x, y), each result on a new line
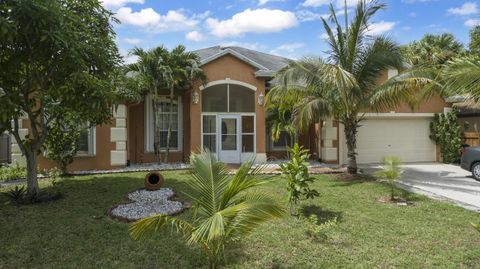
top-left (258, 93), bottom-right (265, 106)
top-left (192, 90), bottom-right (200, 105)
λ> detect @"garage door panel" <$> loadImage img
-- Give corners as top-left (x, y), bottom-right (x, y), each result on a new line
top-left (353, 118), bottom-right (435, 164)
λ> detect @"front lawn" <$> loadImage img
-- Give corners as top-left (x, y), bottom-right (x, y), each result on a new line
top-left (1, 171), bottom-right (480, 268)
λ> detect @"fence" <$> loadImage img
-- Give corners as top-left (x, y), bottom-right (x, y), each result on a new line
top-left (463, 132), bottom-right (480, 147)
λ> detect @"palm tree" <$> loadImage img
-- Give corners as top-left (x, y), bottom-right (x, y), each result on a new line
top-left (268, 0), bottom-right (434, 174)
top-left (130, 151), bottom-right (286, 269)
top-left (128, 45), bottom-right (205, 162)
top-left (401, 33), bottom-right (465, 67)
top-left (265, 94), bottom-right (298, 151)
top-left (374, 156), bottom-right (403, 200)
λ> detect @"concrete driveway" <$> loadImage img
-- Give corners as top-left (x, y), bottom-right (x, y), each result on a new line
top-left (361, 163), bottom-right (480, 212)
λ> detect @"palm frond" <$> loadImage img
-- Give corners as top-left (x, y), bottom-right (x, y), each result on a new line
top-left (443, 58), bottom-right (480, 103)
top-left (130, 214), bottom-right (194, 241)
top-left (187, 150), bottom-right (230, 216)
top-left (369, 67), bottom-right (440, 112)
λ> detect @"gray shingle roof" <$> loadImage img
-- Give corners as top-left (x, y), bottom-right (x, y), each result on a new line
top-left (193, 46), bottom-right (291, 77)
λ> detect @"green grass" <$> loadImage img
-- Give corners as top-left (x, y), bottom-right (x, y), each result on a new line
top-left (1, 171), bottom-right (480, 268)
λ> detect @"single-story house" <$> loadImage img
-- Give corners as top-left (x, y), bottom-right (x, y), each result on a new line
top-left (7, 46), bottom-right (450, 171)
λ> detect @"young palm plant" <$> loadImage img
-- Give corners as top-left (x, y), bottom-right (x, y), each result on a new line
top-left (374, 156), bottom-right (403, 201)
top-left (130, 151), bottom-right (286, 269)
top-left (268, 0), bottom-right (436, 174)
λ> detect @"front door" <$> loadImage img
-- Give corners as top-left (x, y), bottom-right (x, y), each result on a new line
top-left (218, 115), bottom-right (241, 163)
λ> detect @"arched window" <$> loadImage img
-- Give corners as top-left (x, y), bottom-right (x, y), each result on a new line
top-left (202, 83), bottom-right (255, 113)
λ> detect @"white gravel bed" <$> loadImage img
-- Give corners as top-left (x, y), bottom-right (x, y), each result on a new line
top-left (109, 188), bottom-right (185, 221)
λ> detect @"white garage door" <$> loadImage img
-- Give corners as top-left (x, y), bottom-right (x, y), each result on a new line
top-left (347, 117), bottom-right (436, 164)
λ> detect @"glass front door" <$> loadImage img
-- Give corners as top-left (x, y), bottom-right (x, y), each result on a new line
top-left (218, 115), bottom-right (241, 163)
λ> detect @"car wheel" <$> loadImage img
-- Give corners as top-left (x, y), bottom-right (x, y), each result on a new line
top-left (472, 163), bottom-right (480, 180)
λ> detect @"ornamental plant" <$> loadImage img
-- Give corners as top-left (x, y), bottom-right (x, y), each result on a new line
top-left (374, 156), bottom-right (403, 201)
top-left (430, 107), bottom-right (462, 163)
top-left (280, 144), bottom-right (319, 211)
top-left (45, 119), bottom-right (84, 174)
top-left (130, 151), bottom-right (286, 269)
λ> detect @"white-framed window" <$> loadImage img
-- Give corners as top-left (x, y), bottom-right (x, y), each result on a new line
top-left (145, 95), bottom-right (183, 152)
top-left (269, 129), bottom-right (292, 151)
top-left (241, 115), bottom-right (255, 153)
top-left (202, 84), bottom-right (255, 113)
top-left (77, 127), bottom-right (96, 156)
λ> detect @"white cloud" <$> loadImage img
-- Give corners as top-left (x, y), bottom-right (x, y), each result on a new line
top-left (296, 10), bottom-right (328, 22)
top-left (448, 2), bottom-right (478, 16)
top-left (365, 21), bottom-right (396, 35)
top-left (186, 31), bottom-right (204, 42)
top-left (270, 43), bottom-right (304, 59)
top-left (466, 19), bottom-right (480, 27)
top-left (206, 9), bottom-right (298, 38)
top-left (319, 32), bottom-right (330, 39)
top-left (119, 48), bottom-right (138, 64)
top-left (116, 8), bottom-right (199, 32)
top-left (302, 0), bottom-right (372, 8)
top-left (258, 0), bottom-right (285, 6)
top-left (301, 0), bottom-right (330, 7)
top-left (100, 0), bottom-right (144, 8)
top-left (123, 38), bottom-right (141, 45)
top-left (220, 41), bottom-right (265, 51)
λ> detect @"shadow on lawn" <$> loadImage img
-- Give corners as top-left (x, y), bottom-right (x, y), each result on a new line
top-left (300, 205), bottom-right (343, 224)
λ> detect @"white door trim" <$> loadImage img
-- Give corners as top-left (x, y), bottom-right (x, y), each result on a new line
top-left (218, 114), bottom-right (241, 163)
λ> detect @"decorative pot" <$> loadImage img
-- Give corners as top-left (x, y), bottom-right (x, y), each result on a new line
top-left (144, 172), bottom-right (164, 190)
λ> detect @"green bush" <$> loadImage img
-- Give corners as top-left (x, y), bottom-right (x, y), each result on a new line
top-left (280, 144), bottom-right (319, 211)
top-left (303, 215), bottom-right (338, 241)
top-left (430, 108), bottom-right (462, 163)
top-left (0, 163), bottom-right (26, 182)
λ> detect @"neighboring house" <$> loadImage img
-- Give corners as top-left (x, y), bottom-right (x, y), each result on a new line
top-left (457, 106), bottom-right (480, 132)
top-left (9, 46), bottom-right (450, 171)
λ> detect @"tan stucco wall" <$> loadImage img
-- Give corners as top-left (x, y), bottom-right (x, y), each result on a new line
top-left (37, 122), bottom-right (116, 172)
top-left (127, 96), bottom-right (187, 164)
top-left (193, 54), bottom-right (267, 154)
top-left (374, 70), bottom-right (447, 114)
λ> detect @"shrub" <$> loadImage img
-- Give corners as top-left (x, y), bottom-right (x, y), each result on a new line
top-left (45, 120), bottom-right (83, 174)
top-left (430, 108), bottom-right (462, 163)
top-left (0, 162), bottom-right (26, 182)
top-left (374, 156), bottom-right (403, 201)
top-left (303, 215), bottom-right (338, 241)
top-left (2, 186), bottom-right (27, 204)
top-left (280, 144), bottom-right (319, 211)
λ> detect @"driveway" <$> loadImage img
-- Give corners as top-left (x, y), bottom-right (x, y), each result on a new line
top-left (361, 163), bottom-right (480, 212)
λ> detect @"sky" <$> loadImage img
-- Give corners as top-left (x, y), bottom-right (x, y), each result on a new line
top-left (100, 0), bottom-right (480, 63)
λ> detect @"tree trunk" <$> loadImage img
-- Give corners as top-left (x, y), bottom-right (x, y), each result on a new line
top-left (344, 118), bottom-right (359, 174)
top-left (25, 150), bottom-right (39, 196)
top-left (152, 99), bottom-right (161, 163)
top-left (164, 89), bottom-right (174, 163)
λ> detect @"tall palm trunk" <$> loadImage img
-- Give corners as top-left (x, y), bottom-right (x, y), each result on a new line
top-left (343, 117), bottom-right (359, 174)
top-left (152, 92), bottom-right (162, 163)
top-left (164, 88), bottom-right (174, 163)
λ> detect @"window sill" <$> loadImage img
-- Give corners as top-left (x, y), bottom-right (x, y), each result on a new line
top-left (270, 148), bottom-right (288, 152)
top-left (144, 149), bottom-right (183, 153)
top-left (75, 153), bottom-right (96, 158)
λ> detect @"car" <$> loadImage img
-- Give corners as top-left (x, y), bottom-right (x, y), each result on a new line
top-left (461, 145), bottom-right (480, 180)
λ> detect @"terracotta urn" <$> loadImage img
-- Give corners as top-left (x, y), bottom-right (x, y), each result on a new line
top-left (144, 172), bottom-right (164, 190)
